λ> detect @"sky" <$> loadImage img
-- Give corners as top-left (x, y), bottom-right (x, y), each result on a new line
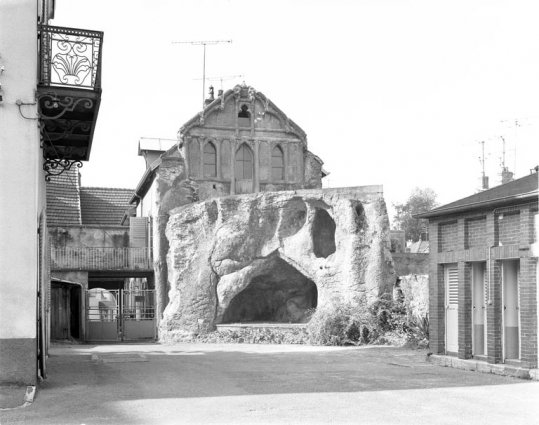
top-left (53, 0), bottom-right (539, 222)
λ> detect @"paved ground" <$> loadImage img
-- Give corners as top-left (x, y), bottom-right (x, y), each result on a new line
top-left (1, 342), bottom-right (538, 424)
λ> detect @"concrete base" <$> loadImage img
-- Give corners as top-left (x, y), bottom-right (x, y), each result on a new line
top-left (216, 323), bottom-right (307, 332)
top-left (428, 354), bottom-right (535, 380)
top-left (0, 338), bottom-right (37, 385)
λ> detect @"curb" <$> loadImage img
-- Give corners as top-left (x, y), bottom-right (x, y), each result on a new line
top-left (427, 354), bottom-right (537, 380)
top-left (0, 386), bottom-right (36, 411)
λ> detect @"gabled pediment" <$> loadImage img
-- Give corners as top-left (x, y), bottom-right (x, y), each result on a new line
top-left (179, 84), bottom-right (307, 145)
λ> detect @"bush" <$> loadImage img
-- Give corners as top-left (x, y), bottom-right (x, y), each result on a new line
top-left (306, 296), bottom-right (381, 346)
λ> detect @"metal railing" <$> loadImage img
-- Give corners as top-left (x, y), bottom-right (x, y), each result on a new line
top-left (39, 25), bottom-right (103, 90)
top-left (51, 247), bottom-right (153, 271)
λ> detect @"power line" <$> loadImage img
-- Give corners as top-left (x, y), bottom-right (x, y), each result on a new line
top-left (173, 40), bottom-right (232, 108)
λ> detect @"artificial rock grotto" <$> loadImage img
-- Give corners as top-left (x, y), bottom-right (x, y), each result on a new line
top-left (131, 84), bottom-right (395, 339)
top-left (159, 187), bottom-right (395, 339)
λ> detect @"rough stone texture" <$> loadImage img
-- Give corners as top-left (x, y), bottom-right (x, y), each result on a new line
top-left (160, 187), bottom-right (394, 338)
top-left (397, 274), bottom-right (429, 319)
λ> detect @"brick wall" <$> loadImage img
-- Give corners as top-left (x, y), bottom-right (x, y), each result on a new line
top-left (458, 262), bottom-right (473, 359)
top-left (497, 212), bottom-right (520, 245)
top-left (465, 217), bottom-right (486, 248)
top-left (486, 261), bottom-right (503, 364)
top-left (439, 221), bottom-right (458, 252)
top-left (520, 257), bottom-right (538, 368)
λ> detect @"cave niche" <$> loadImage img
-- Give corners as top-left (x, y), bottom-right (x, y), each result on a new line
top-left (222, 258), bottom-right (317, 324)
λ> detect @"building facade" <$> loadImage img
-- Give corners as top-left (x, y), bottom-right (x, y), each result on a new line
top-left (131, 85), bottom-right (329, 322)
top-left (416, 172), bottom-right (538, 368)
top-left (0, 0), bottom-right (103, 384)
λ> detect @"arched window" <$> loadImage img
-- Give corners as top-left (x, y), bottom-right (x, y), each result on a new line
top-left (203, 142), bottom-right (217, 177)
top-left (235, 144), bottom-right (253, 180)
top-left (271, 146), bottom-right (284, 181)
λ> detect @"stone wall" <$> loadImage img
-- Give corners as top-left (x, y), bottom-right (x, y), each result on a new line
top-left (160, 187), bottom-right (394, 339)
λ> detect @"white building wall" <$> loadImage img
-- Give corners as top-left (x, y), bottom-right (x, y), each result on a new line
top-left (0, 0), bottom-right (42, 385)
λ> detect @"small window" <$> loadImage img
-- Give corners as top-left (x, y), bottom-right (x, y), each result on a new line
top-left (271, 146), bottom-right (284, 181)
top-left (203, 142), bottom-right (217, 177)
top-left (238, 105), bottom-right (251, 127)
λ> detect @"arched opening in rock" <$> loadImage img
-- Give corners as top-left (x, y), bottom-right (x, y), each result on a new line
top-left (312, 208), bottom-right (336, 258)
top-left (222, 258), bottom-right (317, 324)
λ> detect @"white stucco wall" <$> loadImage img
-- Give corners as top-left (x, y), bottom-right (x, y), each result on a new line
top-left (0, 0), bottom-right (41, 340)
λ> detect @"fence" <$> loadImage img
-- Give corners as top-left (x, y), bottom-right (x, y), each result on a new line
top-left (51, 247), bottom-right (152, 271)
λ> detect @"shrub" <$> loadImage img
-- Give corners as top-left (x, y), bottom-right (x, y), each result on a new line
top-left (306, 296), bottom-right (380, 346)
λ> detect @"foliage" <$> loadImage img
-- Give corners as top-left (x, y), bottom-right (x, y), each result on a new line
top-left (390, 237), bottom-right (403, 253)
top-left (169, 296), bottom-right (430, 349)
top-left (392, 187), bottom-right (438, 242)
top-left (305, 297), bottom-right (378, 346)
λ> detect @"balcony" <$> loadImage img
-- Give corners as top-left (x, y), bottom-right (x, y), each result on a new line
top-left (37, 25), bottom-right (103, 180)
top-left (51, 248), bottom-right (153, 271)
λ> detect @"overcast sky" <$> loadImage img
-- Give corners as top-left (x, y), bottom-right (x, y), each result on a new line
top-left (53, 0), bottom-right (539, 221)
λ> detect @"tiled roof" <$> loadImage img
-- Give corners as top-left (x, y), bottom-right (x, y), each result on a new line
top-left (80, 187), bottom-right (134, 226)
top-left (416, 172), bottom-right (538, 218)
top-left (46, 169), bottom-right (82, 226)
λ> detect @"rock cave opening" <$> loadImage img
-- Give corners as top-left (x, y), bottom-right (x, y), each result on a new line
top-left (222, 258), bottom-right (317, 324)
top-left (312, 208), bottom-right (336, 258)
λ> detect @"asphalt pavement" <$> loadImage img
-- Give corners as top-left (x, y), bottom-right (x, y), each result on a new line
top-left (1, 342), bottom-right (538, 424)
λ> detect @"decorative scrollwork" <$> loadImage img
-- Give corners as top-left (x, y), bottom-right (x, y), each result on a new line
top-left (43, 157), bottom-right (83, 182)
top-left (39, 25), bottom-right (103, 89)
top-left (38, 91), bottom-right (94, 120)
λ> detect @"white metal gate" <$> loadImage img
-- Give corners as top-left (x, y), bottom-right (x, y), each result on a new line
top-left (86, 289), bottom-right (156, 342)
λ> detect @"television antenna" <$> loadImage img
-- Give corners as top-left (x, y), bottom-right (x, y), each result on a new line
top-left (173, 39), bottom-right (232, 108)
top-left (194, 74), bottom-right (244, 91)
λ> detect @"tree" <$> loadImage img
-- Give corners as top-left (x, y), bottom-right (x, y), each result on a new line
top-left (392, 188), bottom-right (438, 243)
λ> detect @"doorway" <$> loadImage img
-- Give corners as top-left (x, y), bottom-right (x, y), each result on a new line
top-left (472, 262), bottom-right (487, 356)
top-left (502, 260), bottom-right (520, 361)
top-left (235, 144), bottom-right (254, 194)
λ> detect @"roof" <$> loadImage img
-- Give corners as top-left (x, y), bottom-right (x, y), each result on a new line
top-left (179, 84), bottom-right (308, 144)
top-left (408, 240), bottom-right (429, 253)
top-left (138, 137), bottom-right (176, 155)
top-left (415, 172), bottom-right (538, 219)
top-left (80, 187), bottom-right (134, 226)
top-left (46, 169), bottom-right (82, 226)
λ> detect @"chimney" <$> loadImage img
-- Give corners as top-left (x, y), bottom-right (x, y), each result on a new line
top-left (204, 85), bottom-right (215, 106)
top-left (501, 167), bottom-right (514, 185)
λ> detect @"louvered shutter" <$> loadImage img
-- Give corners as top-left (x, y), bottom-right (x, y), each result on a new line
top-left (130, 217), bottom-right (148, 248)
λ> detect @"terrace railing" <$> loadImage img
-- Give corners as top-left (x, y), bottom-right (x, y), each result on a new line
top-left (39, 25), bottom-right (103, 90)
top-left (51, 247), bottom-right (153, 271)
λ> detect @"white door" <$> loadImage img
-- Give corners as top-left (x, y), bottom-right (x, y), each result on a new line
top-left (445, 264), bottom-right (459, 353)
top-left (472, 262), bottom-right (487, 356)
top-left (502, 260), bottom-right (520, 360)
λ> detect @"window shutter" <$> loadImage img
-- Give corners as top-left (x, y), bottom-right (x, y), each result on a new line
top-left (130, 217), bottom-right (148, 248)
top-left (447, 266), bottom-right (458, 305)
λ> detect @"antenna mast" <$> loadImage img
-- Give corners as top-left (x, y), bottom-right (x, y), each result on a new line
top-left (479, 141), bottom-right (489, 190)
top-left (173, 39), bottom-right (232, 108)
top-left (194, 74), bottom-right (244, 91)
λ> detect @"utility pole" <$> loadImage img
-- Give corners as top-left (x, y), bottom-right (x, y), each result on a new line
top-left (194, 74), bottom-right (244, 91)
top-left (173, 40), bottom-right (232, 109)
